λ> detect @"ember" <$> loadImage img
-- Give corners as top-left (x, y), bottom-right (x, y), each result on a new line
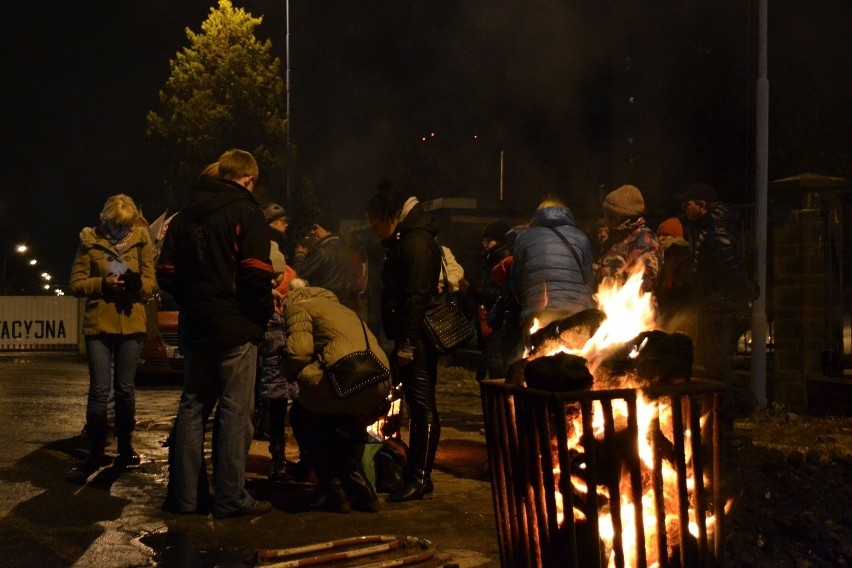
top-left (480, 267), bottom-right (726, 567)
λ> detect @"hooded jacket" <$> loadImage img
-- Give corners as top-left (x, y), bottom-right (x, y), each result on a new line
top-left (379, 202), bottom-right (441, 344)
top-left (156, 175), bottom-right (273, 350)
top-left (282, 287), bottom-right (390, 416)
top-left (510, 206), bottom-right (594, 326)
top-left (70, 224), bottom-right (156, 335)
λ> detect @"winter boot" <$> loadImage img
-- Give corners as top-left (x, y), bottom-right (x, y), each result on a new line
top-left (307, 478), bottom-right (351, 513)
top-left (268, 399), bottom-right (288, 481)
top-left (77, 411), bottom-right (109, 474)
top-left (114, 413), bottom-right (141, 469)
top-left (388, 422), bottom-right (439, 502)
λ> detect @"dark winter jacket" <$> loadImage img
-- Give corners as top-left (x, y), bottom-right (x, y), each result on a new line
top-left (474, 243), bottom-right (510, 310)
top-left (687, 202), bottom-right (755, 315)
top-left (294, 234), bottom-right (354, 306)
top-left (510, 206), bottom-right (595, 327)
top-left (380, 202), bottom-right (442, 345)
top-left (595, 217), bottom-right (663, 293)
top-left (282, 287), bottom-right (390, 416)
top-left (156, 175), bottom-right (274, 350)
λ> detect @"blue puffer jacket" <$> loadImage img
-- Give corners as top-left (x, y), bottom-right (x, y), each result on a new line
top-left (510, 206), bottom-right (595, 327)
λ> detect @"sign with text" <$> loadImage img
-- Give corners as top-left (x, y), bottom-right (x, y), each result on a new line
top-left (0, 297), bottom-right (79, 352)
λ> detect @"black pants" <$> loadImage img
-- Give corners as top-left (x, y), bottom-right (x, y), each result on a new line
top-left (289, 401), bottom-right (366, 486)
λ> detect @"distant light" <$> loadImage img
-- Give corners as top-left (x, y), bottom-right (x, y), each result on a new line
top-left (28, 259), bottom-right (37, 266)
top-left (430, 132), bottom-right (436, 137)
top-left (472, 134), bottom-right (479, 140)
top-left (421, 137), bottom-right (427, 142)
top-left (54, 289), bottom-right (65, 296)
top-left (43, 284), bottom-right (50, 290)
top-left (41, 273), bottom-right (52, 281)
top-left (15, 244), bottom-right (28, 253)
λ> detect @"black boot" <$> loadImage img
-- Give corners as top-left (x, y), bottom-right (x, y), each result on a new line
top-left (77, 411), bottom-right (109, 474)
top-left (115, 437), bottom-right (141, 469)
top-left (342, 468), bottom-right (381, 512)
top-left (268, 399), bottom-right (288, 481)
top-left (307, 478), bottom-right (351, 513)
top-left (114, 413), bottom-right (140, 469)
top-left (252, 397), bottom-right (270, 441)
top-left (388, 422), bottom-right (439, 502)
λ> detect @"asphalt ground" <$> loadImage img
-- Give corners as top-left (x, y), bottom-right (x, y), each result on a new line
top-left (0, 354), bottom-right (500, 568)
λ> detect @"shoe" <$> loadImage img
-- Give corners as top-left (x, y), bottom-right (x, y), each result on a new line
top-left (307, 479), bottom-right (350, 513)
top-left (115, 440), bottom-right (141, 469)
top-left (388, 472), bottom-right (434, 503)
top-left (343, 471), bottom-right (381, 513)
top-left (213, 499), bottom-right (272, 519)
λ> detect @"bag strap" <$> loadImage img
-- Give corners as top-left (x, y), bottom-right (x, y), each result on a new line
top-left (357, 318), bottom-right (371, 351)
top-left (546, 226), bottom-right (587, 285)
top-left (436, 243), bottom-right (451, 292)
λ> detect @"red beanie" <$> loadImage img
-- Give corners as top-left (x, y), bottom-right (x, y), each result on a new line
top-left (657, 217), bottom-right (683, 238)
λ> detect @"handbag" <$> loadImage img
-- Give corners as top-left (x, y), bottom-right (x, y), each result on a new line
top-left (424, 248), bottom-right (475, 354)
top-left (323, 319), bottom-right (391, 398)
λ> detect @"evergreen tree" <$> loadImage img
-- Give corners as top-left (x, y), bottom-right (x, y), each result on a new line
top-left (147, 0), bottom-right (287, 205)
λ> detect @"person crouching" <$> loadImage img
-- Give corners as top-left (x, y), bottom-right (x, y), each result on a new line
top-left (281, 283), bottom-right (391, 513)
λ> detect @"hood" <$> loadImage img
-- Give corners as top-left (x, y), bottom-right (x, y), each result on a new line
top-left (286, 286), bottom-right (339, 305)
top-left (529, 206), bottom-right (576, 228)
top-left (183, 175), bottom-right (255, 222)
top-left (78, 225), bottom-right (148, 249)
top-left (396, 202), bottom-right (439, 238)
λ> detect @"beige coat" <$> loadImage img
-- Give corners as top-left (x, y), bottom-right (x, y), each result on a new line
top-left (282, 287), bottom-right (390, 416)
top-left (69, 225), bottom-right (156, 335)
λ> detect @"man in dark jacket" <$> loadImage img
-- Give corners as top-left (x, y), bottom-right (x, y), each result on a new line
top-left (157, 149), bottom-right (274, 518)
top-left (679, 182), bottom-right (759, 421)
top-left (295, 211), bottom-right (358, 310)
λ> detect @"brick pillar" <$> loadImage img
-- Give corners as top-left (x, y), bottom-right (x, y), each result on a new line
top-left (770, 185), bottom-right (843, 412)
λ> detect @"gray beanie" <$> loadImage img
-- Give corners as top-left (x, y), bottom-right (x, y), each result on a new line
top-left (603, 184), bottom-right (645, 218)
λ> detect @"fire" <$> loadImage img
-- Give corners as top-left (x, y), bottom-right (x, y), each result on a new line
top-left (538, 265), bottom-right (720, 567)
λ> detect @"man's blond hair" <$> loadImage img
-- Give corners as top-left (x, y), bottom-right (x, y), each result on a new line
top-left (537, 196), bottom-right (566, 209)
top-left (218, 149), bottom-right (258, 182)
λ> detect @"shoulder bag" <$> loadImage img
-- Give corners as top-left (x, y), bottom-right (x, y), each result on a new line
top-left (322, 319), bottom-right (391, 398)
top-left (547, 226), bottom-right (590, 290)
top-left (424, 247), bottom-right (475, 354)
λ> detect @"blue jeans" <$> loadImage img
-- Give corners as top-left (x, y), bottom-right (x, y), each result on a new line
top-left (168, 342), bottom-right (258, 516)
top-left (85, 333), bottom-right (144, 436)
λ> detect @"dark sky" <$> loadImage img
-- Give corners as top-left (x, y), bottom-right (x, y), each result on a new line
top-left (1, 1), bottom-right (850, 289)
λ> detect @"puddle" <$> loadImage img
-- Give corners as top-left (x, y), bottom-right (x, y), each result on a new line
top-left (141, 530), bottom-right (252, 567)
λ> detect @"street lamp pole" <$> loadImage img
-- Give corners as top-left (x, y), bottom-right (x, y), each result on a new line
top-left (284, 0), bottom-right (292, 210)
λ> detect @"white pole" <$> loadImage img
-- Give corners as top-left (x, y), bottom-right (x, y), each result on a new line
top-left (751, 0), bottom-right (769, 408)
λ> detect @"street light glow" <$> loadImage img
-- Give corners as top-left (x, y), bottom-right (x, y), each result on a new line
top-left (28, 259), bottom-right (37, 266)
top-left (41, 273), bottom-right (52, 281)
top-left (15, 244), bottom-right (28, 254)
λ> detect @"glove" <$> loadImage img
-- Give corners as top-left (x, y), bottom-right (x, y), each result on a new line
top-left (396, 340), bottom-right (415, 367)
top-left (119, 269), bottom-right (142, 295)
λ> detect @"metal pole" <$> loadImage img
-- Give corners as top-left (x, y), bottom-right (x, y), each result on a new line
top-left (751, 0), bottom-right (769, 408)
top-left (499, 150), bottom-right (505, 201)
top-left (285, 0), bottom-right (292, 210)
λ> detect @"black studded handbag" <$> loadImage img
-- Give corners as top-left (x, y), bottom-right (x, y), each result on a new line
top-left (322, 319), bottom-right (391, 398)
top-left (423, 248), bottom-right (475, 355)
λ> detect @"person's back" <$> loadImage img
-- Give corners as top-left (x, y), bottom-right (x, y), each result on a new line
top-left (510, 202), bottom-right (594, 332)
top-left (158, 149), bottom-right (274, 519)
top-left (159, 169), bottom-right (273, 349)
top-left (296, 213), bottom-right (356, 307)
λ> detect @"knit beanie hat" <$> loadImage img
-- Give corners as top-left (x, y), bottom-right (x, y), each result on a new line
top-left (313, 211), bottom-right (340, 234)
top-left (263, 202), bottom-right (288, 223)
top-left (481, 219), bottom-right (511, 243)
top-left (603, 185), bottom-right (645, 219)
top-left (656, 217), bottom-right (684, 238)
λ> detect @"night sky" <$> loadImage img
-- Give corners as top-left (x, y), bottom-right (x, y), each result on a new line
top-left (1, 1), bottom-right (850, 290)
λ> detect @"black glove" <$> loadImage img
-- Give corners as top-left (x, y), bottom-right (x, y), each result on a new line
top-left (119, 269), bottom-right (143, 295)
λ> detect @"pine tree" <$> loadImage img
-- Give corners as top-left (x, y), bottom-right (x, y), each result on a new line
top-left (147, 0), bottom-right (286, 204)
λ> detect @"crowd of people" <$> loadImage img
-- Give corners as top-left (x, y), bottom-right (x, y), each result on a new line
top-left (69, 147), bottom-right (760, 518)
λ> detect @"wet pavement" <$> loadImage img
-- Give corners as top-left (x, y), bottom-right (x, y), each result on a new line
top-left (0, 354), bottom-right (499, 567)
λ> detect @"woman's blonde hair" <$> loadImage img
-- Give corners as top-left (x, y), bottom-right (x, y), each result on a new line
top-left (99, 194), bottom-right (140, 227)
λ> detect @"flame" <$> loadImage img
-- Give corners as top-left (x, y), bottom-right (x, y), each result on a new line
top-left (536, 264), bottom-right (721, 567)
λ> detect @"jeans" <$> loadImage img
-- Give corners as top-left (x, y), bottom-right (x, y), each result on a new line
top-left (168, 341), bottom-right (258, 516)
top-left (85, 333), bottom-right (144, 436)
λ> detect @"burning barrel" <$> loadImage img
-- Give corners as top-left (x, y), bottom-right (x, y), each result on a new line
top-left (480, 377), bottom-right (725, 568)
